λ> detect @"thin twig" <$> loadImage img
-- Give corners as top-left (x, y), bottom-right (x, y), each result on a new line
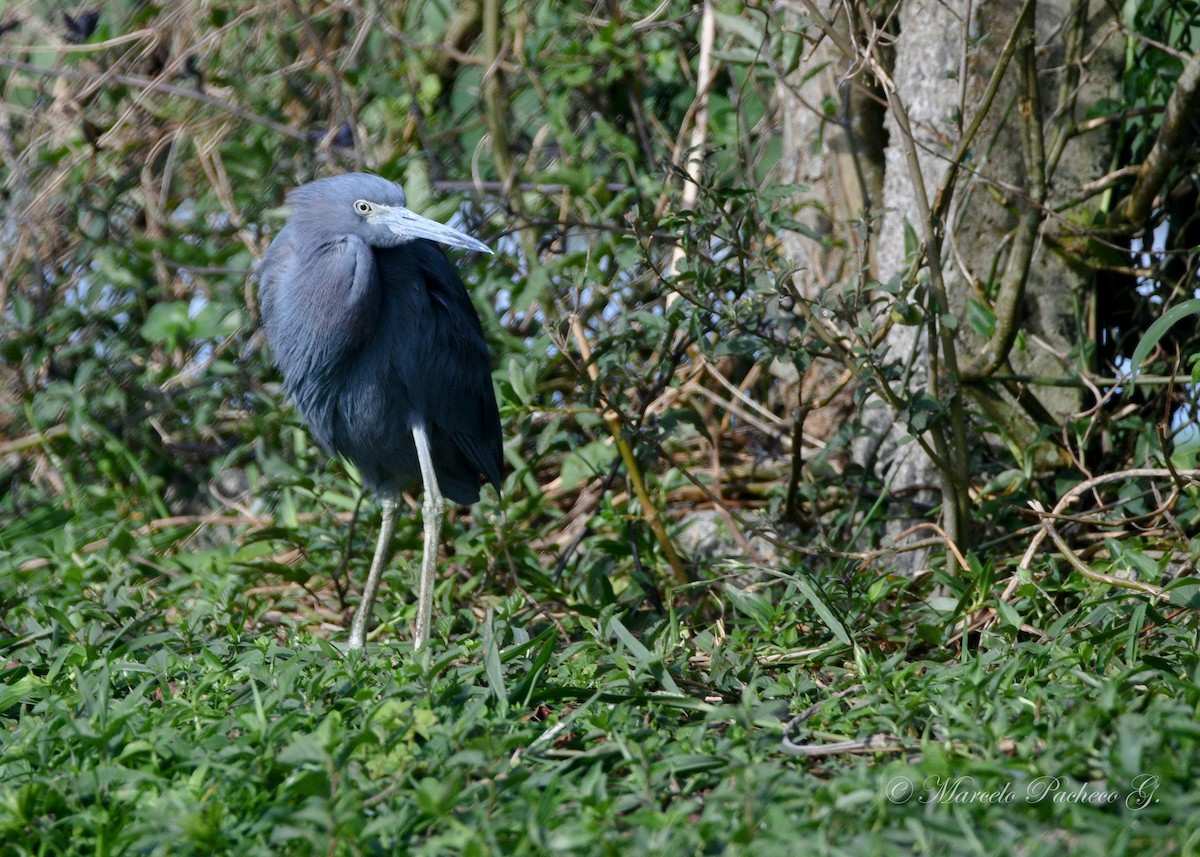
top-left (1001, 468), bottom-right (1200, 600)
top-left (568, 314), bottom-right (688, 585)
top-left (0, 57), bottom-right (306, 141)
top-left (781, 685), bottom-right (905, 757)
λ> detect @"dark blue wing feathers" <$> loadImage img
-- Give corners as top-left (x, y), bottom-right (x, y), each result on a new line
top-left (381, 241), bottom-right (503, 503)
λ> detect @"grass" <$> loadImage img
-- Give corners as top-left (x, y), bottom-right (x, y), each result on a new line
top-left (4, 486), bottom-right (1200, 857)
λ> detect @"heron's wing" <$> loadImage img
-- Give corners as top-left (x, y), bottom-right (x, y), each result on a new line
top-left (256, 227), bottom-right (294, 333)
top-left (258, 230), bottom-right (382, 452)
top-left (403, 241), bottom-right (504, 495)
top-left (260, 231), bottom-right (381, 368)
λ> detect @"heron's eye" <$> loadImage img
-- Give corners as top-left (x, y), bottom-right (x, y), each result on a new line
top-left (354, 200), bottom-right (372, 215)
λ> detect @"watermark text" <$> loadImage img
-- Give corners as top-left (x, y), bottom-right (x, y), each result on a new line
top-left (884, 774), bottom-right (1159, 811)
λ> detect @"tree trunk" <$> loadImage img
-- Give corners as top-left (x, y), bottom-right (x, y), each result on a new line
top-left (777, 0), bottom-right (1121, 565)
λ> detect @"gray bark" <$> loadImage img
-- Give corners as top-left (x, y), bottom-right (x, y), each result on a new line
top-left (777, 0), bottom-right (1121, 566)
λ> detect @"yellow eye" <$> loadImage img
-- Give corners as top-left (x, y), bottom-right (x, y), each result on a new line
top-left (354, 200), bottom-right (372, 214)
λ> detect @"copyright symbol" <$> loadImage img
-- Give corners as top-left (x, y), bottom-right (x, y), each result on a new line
top-left (886, 776), bottom-right (914, 803)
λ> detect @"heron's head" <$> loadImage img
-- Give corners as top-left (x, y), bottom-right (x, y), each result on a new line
top-left (284, 173), bottom-right (491, 254)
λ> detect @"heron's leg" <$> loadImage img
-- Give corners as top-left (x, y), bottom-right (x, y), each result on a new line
top-left (411, 422), bottom-right (444, 650)
top-left (348, 496), bottom-right (397, 650)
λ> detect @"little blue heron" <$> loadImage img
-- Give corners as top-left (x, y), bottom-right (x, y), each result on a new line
top-left (257, 173), bottom-right (502, 650)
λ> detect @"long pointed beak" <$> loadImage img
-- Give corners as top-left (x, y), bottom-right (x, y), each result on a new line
top-left (379, 206), bottom-right (492, 254)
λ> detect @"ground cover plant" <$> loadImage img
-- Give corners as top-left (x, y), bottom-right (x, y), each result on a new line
top-left (3, 1), bottom-right (1200, 854)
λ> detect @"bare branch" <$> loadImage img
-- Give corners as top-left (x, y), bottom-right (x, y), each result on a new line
top-left (0, 57), bottom-right (306, 140)
top-left (1114, 49), bottom-right (1200, 227)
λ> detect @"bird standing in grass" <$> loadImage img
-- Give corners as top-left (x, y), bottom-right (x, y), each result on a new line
top-left (257, 173), bottom-right (502, 650)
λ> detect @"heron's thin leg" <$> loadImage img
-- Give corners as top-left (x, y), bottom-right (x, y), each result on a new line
top-left (348, 496), bottom-right (397, 650)
top-left (412, 422), bottom-right (445, 650)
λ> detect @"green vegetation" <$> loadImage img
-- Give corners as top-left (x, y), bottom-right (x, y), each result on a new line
top-left (3, 553), bottom-right (1200, 854)
top-left (2, 1), bottom-right (1200, 854)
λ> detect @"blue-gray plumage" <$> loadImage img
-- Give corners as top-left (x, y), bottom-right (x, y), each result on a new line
top-left (257, 173), bottom-right (501, 650)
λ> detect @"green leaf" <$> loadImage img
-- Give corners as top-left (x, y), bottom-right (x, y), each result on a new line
top-left (994, 599), bottom-right (1022, 628)
top-left (966, 297), bottom-right (996, 338)
top-left (721, 582), bottom-right (772, 632)
top-left (792, 577), bottom-right (851, 646)
top-left (140, 301), bottom-right (191, 345)
top-left (713, 11), bottom-right (766, 48)
top-left (1130, 298), bottom-right (1200, 380)
top-left (481, 611), bottom-right (509, 715)
top-left (559, 439), bottom-right (615, 491)
top-left (191, 302), bottom-right (243, 339)
top-left (0, 674), bottom-right (48, 711)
